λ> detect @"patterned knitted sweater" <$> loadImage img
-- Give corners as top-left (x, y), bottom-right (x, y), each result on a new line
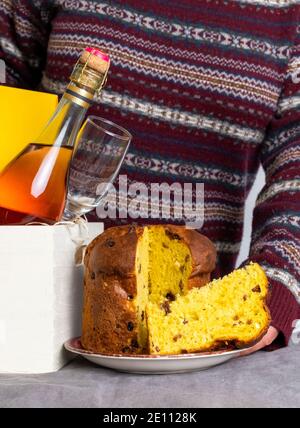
top-left (1, 0), bottom-right (300, 347)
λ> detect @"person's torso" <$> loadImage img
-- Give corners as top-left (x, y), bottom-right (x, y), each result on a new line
top-left (41, 0), bottom-right (300, 274)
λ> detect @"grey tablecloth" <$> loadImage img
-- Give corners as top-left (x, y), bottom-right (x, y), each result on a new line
top-left (0, 345), bottom-right (299, 408)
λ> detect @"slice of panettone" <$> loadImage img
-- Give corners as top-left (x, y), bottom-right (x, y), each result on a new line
top-left (147, 263), bottom-right (271, 355)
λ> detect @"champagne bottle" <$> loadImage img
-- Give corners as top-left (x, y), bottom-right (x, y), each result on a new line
top-left (0, 47), bottom-right (110, 225)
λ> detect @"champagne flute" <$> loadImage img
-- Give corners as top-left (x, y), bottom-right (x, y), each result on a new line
top-left (63, 116), bottom-right (132, 221)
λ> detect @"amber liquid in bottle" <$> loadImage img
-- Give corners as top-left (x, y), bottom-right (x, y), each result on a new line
top-left (0, 47), bottom-right (110, 225)
top-left (0, 143), bottom-right (73, 224)
top-left (0, 95), bottom-right (87, 225)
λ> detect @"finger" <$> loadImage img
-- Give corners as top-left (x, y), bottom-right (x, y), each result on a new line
top-left (239, 326), bottom-right (279, 357)
top-left (239, 340), bottom-right (266, 357)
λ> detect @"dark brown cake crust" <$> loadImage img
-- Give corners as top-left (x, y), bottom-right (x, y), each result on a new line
top-left (84, 224), bottom-right (216, 278)
top-left (81, 224), bottom-right (216, 354)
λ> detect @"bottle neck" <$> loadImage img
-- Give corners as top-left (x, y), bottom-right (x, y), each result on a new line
top-left (35, 83), bottom-right (95, 148)
top-left (63, 82), bottom-right (95, 109)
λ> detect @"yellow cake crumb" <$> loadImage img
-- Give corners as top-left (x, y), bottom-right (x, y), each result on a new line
top-left (135, 225), bottom-right (192, 350)
top-left (147, 263), bottom-right (270, 355)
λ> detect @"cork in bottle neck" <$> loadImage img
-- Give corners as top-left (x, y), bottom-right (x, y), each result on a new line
top-left (70, 47), bottom-right (110, 94)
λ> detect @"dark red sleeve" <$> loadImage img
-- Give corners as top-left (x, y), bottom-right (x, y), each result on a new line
top-left (247, 31), bottom-right (300, 349)
top-left (0, 0), bottom-right (54, 88)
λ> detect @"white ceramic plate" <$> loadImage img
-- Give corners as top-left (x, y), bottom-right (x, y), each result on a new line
top-left (65, 337), bottom-right (250, 374)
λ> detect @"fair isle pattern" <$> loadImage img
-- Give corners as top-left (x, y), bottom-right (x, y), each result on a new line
top-left (251, 228), bottom-right (300, 273)
top-left (99, 91), bottom-right (265, 143)
top-left (1, 0), bottom-right (300, 341)
top-left (261, 264), bottom-right (300, 304)
top-left (42, 76), bottom-right (265, 143)
top-left (269, 241), bottom-right (300, 272)
top-left (252, 214), bottom-right (300, 240)
top-left (101, 182), bottom-right (245, 225)
top-left (214, 241), bottom-right (242, 254)
top-left (49, 22), bottom-right (287, 82)
top-left (49, 36), bottom-right (281, 108)
top-left (124, 153), bottom-right (250, 186)
top-left (278, 95), bottom-right (300, 113)
top-left (238, 0), bottom-right (299, 7)
top-left (288, 58), bottom-right (300, 83)
top-left (61, 1), bottom-right (291, 60)
top-left (266, 146), bottom-right (300, 177)
top-left (263, 124), bottom-right (300, 152)
top-left (257, 179), bottom-right (300, 204)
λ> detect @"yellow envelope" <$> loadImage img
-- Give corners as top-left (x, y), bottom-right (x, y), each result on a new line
top-left (0, 86), bottom-right (58, 171)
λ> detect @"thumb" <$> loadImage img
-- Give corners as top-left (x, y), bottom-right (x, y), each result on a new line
top-left (239, 326), bottom-right (279, 357)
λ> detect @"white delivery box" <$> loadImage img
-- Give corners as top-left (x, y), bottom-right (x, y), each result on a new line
top-left (0, 222), bottom-right (103, 373)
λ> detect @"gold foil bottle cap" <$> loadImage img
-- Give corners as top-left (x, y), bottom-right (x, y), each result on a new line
top-left (70, 47), bottom-right (110, 93)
